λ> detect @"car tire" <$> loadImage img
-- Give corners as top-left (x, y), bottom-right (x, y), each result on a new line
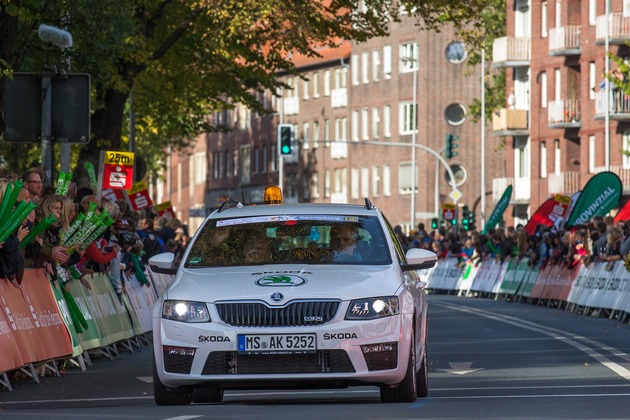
top-left (192, 386), bottom-right (224, 403)
top-left (380, 330), bottom-right (417, 403)
top-left (416, 346), bottom-right (428, 397)
top-left (153, 355), bottom-right (192, 406)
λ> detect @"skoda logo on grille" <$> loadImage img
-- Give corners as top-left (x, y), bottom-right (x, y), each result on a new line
top-left (270, 292), bottom-right (284, 302)
top-left (256, 275), bottom-right (307, 287)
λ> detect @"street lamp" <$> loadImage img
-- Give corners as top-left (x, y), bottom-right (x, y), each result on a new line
top-left (401, 54), bottom-right (417, 232)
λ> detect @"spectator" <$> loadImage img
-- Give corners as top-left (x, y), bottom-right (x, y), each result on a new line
top-left (22, 167), bottom-right (44, 203)
top-left (136, 214), bottom-right (164, 265)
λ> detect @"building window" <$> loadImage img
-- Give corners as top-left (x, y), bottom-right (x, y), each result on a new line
top-left (303, 122), bottom-right (310, 149)
top-left (361, 108), bottom-right (369, 140)
top-left (383, 164), bottom-right (391, 196)
top-left (352, 110), bottom-right (359, 141)
top-left (195, 152), bottom-right (206, 184)
top-left (313, 72), bottom-right (319, 98)
top-left (623, 131), bottom-right (630, 169)
top-left (341, 67), bottom-right (348, 88)
top-left (313, 120), bottom-right (320, 149)
top-left (554, 68), bottom-right (561, 100)
top-left (445, 41), bottom-right (466, 64)
top-left (351, 54), bottom-right (359, 86)
top-left (262, 146), bottom-right (267, 174)
top-left (324, 70), bottom-right (331, 96)
top-left (335, 68), bottom-right (342, 90)
top-left (324, 169), bottom-right (330, 198)
top-left (541, 1), bottom-right (548, 38)
top-left (372, 165), bottom-right (380, 197)
top-left (270, 145), bottom-right (276, 172)
top-left (444, 164), bottom-right (467, 187)
top-left (362, 51), bottom-right (369, 84)
top-left (325, 119), bottom-right (331, 147)
top-left (445, 103), bottom-right (466, 126)
top-left (400, 42), bottom-right (418, 72)
top-left (312, 172), bottom-right (320, 198)
top-left (303, 78), bottom-right (309, 100)
top-left (541, 72), bottom-right (548, 108)
top-left (335, 118), bottom-right (341, 142)
top-left (515, 137), bottom-right (530, 178)
top-left (253, 146), bottom-right (259, 174)
top-left (589, 62), bottom-right (596, 100)
top-left (225, 150), bottom-right (230, 178)
top-left (372, 107), bottom-right (380, 139)
top-left (361, 167), bottom-right (369, 198)
top-left (384, 105), bottom-right (391, 137)
top-left (351, 168), bottom-right (359, 199)
top-left (372, 50), bottom-right (380, 81)
top-left (383, 45), bottom-right (392, 79)
top-left (540, 142), bottom-right (547, 178)
top-left (588, 136), bottom-right (596, 173)
top-left (177, 163), bottom-right (182, 204)
top-left (341, 117), bottom-right (348, 141)
top-left (233, 149), bottom-right (239, 177)
top-left (398, 162), bottom-right (416, 194)
top-left (554, 139), bottom-right (560, 174)
top-left (400, 102), bottom-right (417, 135)
top-left (588, 0), bottom-right (595, 26)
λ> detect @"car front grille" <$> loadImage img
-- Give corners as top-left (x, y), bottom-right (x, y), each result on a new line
top-left (215, 300), bottom-right (340, 327)
top-left (163, 350), bottom-right (194, 374)
top-left (202, 351), bottom-right (355, 374)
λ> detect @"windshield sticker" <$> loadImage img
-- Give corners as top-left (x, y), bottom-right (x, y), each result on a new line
top-left (188, 257), bottom-right (201, 265)
top-left (217, 215), bottom-right (358, 227)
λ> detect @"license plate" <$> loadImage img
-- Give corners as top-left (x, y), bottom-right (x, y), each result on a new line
top-left (237, 334), bottom-right (317, 354)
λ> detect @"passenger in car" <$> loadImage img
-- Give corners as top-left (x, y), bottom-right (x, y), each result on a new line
top-left (330, 224), bottom-right (362, 262)
top-left (242, 234), bottom-right (273, 265)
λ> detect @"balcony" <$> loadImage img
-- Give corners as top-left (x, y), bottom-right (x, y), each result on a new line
top-left (491, 36), bottom-right (530, 68)
top-left (283, 96), bottom-right (299, 115)
top-left (514, 177), bottom-right (530, 203)
top-left (331, 88), bottom-right (348, 108)
top-left (548, 26), bottom-right (581, 56)
top-left (596, 13), bottom-right (630, 44)
top-left (593, 166), bottom-right (630, 193)
top-left (594, 90), bottom-right (630, 121)
top-left (492, 108), bottom-right (529, 136)
top-left (330, 141), bottom-right (347, 159)
top-left (548, 99), bottom-right (580, 129)
top-left (548, 172), bottom-right (581, 195)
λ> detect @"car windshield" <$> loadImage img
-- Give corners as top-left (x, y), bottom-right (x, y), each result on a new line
top-left (184, 214), bottom-right (391, 267)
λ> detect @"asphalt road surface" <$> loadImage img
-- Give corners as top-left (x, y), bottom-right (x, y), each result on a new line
top-left (2, 294), bottom-right (630, 419)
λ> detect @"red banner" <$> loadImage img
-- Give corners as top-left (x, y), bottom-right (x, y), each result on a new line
top-left (524, 194), bottom-right (570, 235)
top-left (614, 199), bottom-right (630, 224)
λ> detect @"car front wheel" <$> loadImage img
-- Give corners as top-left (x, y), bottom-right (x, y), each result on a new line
top-left (153, 355), bottom-right (192, 406)
top-left (380, 330), bottom-right (417, 403)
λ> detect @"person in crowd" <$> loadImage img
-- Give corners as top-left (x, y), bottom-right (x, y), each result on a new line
top-left (0, 179), bottom-right (29, 288)
top-left (22, 167), bottom-right (44, 203)
top-left (137, 213), bottom-right (164, 265)
top-left (603, 227), bottom-right (623, 270)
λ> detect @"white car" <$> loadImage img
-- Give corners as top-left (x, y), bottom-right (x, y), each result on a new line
top-left (150, 190), bottom-right (436, 405)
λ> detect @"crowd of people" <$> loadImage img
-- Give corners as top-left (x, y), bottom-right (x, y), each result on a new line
top-left (0, 167), bottom-right (190, 299)
top-left (397, 217), bottom-right (630, 273)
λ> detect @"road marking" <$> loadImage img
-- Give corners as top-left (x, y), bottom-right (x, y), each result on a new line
top-left (437, 362), bottom-right (484, 375)
top-left (136, 376), bottom-right (152, 383)
top-left (433, 301), bottom-right (630, 381)
top-left (164, 417), bottom-right (203, 420)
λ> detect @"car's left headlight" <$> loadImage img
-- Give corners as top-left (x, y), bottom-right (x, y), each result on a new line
top-left (345, 296), bottom-right (399, 320)
top-left (162, 300), bottom-right (211, 323)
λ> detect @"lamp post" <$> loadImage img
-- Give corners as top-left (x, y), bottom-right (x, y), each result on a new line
top-left (401, 54), bottom-right (418, 232)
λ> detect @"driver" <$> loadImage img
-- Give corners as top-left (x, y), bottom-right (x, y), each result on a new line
top-left (330, 224), bottom-right (362, 262)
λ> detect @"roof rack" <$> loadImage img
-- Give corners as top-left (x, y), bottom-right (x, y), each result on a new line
top-left (217, 199), bottom-right (241, 213)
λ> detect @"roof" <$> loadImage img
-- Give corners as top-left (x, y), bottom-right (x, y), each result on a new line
top-left (290, 40), bottom-right (351, 69)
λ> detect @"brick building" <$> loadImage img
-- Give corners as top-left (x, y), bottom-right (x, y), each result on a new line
top-left (158, 16), bottom-right (505, 235)
top-left (495, 0), bottom-right (630, 227)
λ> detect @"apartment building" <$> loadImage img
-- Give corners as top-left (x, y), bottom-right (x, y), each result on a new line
top-left (160, 17), bottom-right (504, 234)
top-left (495, 0), bottom-right (630, 227)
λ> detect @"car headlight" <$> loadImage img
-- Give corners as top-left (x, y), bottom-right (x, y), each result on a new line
top-left (345, 296), bottom-right (399, 320)
top-left (162, 300), bottom-right (211, 323)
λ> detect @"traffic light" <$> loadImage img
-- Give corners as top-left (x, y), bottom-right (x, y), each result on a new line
top-left (431, 217), bottom-right (438, 229)
top-left (278, 124), bottom-right (293, 155)
top-left (445, 134), bottom-right (459, 160)
top-left (461, 205), bottom-right (470, 230)
top-left (469, 212), bottom-right (476, 231)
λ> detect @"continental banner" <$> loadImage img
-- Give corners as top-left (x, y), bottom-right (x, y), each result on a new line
top-left (565, 171), bottom-right (622, 227)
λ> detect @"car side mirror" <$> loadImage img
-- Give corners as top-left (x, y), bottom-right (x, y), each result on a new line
top-left (148, 252), bottom-right (177, 275)
top-left (401, 248), bottom-right (437, 272)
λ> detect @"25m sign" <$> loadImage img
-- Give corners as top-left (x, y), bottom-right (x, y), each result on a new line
top-left (102, 151), bottom-right (134, 190)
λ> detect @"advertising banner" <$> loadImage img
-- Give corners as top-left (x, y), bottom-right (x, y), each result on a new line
top-left (524, 194), bottom-right (571, 235)
top-left (565, 172), bottom-right (622, 227)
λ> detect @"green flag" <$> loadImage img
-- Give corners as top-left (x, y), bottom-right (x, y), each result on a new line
top-left (565, 172), bottom-right (622, 227)
top-left (482, 185), bottom-right (512, 235)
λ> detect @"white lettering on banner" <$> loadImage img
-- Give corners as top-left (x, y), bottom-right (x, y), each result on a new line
top-left (575, 187), bottom-right (616, 224)
top-left (29, 304), bottom-right (41, 328)
top-left (0, 319), bottom-right (10, 334)
top-left (4, 307), bottom-right (16, 330)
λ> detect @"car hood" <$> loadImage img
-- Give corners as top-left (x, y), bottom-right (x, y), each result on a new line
top-left (164, 265), bottom-right (403, 303)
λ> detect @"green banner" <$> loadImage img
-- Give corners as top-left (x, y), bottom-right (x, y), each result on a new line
top-left (565, 172), bottom-right (622, 227)
top-left (482, 185), bottom-right (512, 235)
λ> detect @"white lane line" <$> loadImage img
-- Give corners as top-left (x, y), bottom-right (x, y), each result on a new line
top-left (433, 301), bottom-right (630, 381)
top-left (429, 392), bottom-right (630, 400)
top-left (164, 417), bottom-right (203, 420)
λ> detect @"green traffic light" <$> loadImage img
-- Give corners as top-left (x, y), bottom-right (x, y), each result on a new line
top-left (281, 145), bottom-right (291, 154)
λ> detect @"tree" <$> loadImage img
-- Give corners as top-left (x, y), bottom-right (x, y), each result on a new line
top-left (1, 0), bottom-right (495, 184)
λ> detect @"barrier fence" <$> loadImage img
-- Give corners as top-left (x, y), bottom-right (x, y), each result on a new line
top-left (0, 268), bottom-right (159, 392)
top-left (425, 257), bottom-right (630, 322)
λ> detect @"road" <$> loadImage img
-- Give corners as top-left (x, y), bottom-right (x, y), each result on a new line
top-left (1, 295), bottom-right (630, 419)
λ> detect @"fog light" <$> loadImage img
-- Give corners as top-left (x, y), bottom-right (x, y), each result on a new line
top-left (361, 343), bottom-right (396, 353)
top-left (164, 345), bottom-right (196, 356)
